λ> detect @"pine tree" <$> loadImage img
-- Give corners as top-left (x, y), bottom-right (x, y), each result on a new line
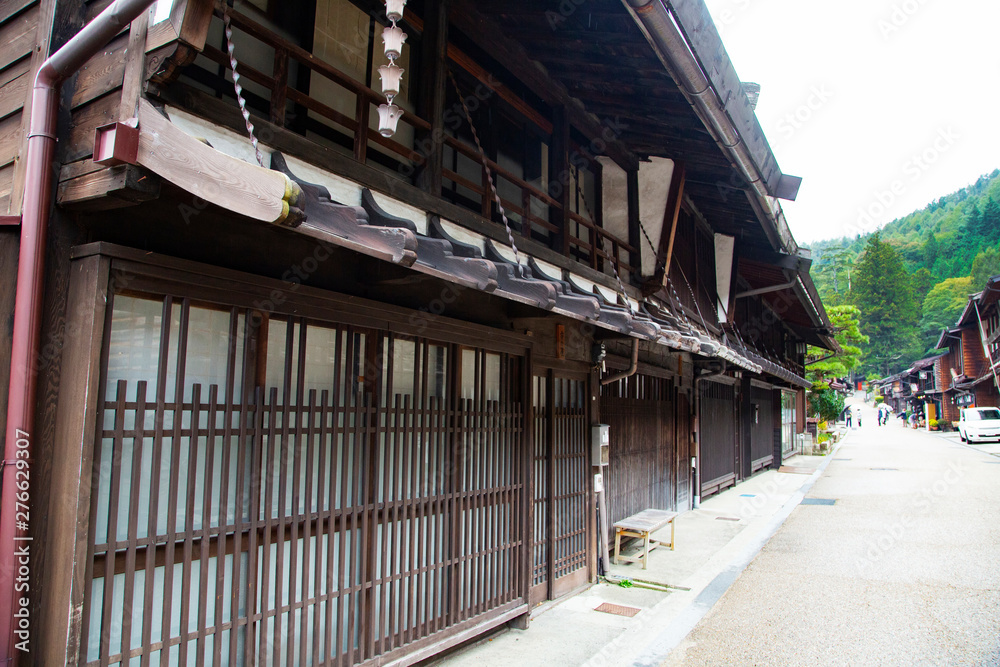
top-left (849, 233), bottom-right (919, 375)
top-left (981, 197), bottom-right (1000, 238)
top-left (923, 231), bottom-right (939, 269)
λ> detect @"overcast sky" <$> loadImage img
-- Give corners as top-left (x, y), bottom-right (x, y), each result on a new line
top-left (700, 0), bottom-right (1000, 246)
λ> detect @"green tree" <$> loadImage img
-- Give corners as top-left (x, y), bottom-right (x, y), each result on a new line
top-left (808, 387), bottom-right (845, 422)
top-left (850, 233), bottom-right (919, 375)
top-left (806, 304), bottom-right (868, 386)
top-left (923, 231), bottom-right (939, 268)
top-left (971, 246), bottom-right (1000, 288)
top-left (981, 197), bottom-right (1000, 238)
top-left (919, 277), bottom-right (974, 351)
top-left (912, 267), bottom-right (935, 306)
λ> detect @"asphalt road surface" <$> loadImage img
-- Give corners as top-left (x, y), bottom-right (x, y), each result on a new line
top-left (664, 400), bottom-right (1000, 666)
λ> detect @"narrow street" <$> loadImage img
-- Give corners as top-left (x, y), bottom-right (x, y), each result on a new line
top-left (664, 400), bottom-right (1000, 666)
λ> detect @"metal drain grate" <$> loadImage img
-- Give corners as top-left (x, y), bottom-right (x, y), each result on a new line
top-left (594, 602), bottom-right (641, 617)
top-left (801, 498), bottom-right (837, 506)
top-left (870, 468), bottom-right (898, 471)
top-left (716, 516), bottom-right (741, 522)
top-left (740, 494), bottom-right (757, 498)
top-left (834, 458), bottom-right (852, 461)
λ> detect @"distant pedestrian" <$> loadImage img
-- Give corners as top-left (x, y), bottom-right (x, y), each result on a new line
top-left (846, 410), bottom-right (852, 428)
top-left (854, 406), bottom-right (862, 428)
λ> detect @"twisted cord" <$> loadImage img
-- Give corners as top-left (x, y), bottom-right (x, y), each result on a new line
top-left (224, 11), bottom-right (265, 168)
top-left (448, 71), bottom-right (522, 272)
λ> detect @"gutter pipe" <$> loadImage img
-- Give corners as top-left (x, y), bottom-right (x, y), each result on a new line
top-left (0, 0), bottom-right (157, 660)
top-left (601, 338), bottom-right (640, 385)
top-left (623, 0), bottom-right (797, 255)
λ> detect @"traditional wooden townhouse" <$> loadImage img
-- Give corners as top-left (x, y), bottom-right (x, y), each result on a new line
top-left (0, 0), bottom-right (836, 664)
top-left (934, 275), bottom-right (1000, 422)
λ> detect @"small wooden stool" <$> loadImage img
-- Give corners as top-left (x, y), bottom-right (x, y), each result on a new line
top-left (613, 509), bottom-right (677, 570)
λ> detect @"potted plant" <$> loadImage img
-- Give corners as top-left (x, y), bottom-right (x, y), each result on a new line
top-left (928, 418), bottom-right (939, 431)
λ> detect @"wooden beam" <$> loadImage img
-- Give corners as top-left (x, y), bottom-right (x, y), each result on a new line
top-left (449, 0), bottom-right (639, 172)
top-left (119, 6), bottom-right (150, 118)
top-left (416, 0), bottom-right (447, 196)
top-left (659, 161), bottom-right (686, 286)
top-left (134, 99), bottom-right (298, 225)
top-left (57, 163), bottom-right (160, 210)
top-left (626, 168), bottom-right (640, 279)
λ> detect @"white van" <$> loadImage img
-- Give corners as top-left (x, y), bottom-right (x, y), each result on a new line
top-left (958, 407), bottom-right (1000, 443)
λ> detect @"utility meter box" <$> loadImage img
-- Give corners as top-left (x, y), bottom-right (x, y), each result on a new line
top-left (592, 424), bottom-right (610, 466)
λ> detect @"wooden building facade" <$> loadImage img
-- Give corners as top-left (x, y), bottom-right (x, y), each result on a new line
top-left (0, 0), bottom-right (836, 664)
top-left (933, 275), bottom-right (1000, 422)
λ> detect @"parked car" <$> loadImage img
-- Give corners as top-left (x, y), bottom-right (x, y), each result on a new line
top-left (958, 407), bottom-right (1000, 443)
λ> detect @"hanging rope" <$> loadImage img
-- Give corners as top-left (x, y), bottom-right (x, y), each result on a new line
top-left (224, 9), bottom-right (265, 167)
top-left (448, 70), bottom-right (523, 272)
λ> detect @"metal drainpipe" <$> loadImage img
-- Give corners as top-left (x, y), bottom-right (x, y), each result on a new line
top-left (0, 0), bottom-right (157, 660)
top-left (601, 338), bottom-right (640, 386)
top-left (624, 0), bottom-right (789, 249)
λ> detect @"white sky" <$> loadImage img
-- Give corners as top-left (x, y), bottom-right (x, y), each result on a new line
top-left (700, 0), bottom-right (1000, 245)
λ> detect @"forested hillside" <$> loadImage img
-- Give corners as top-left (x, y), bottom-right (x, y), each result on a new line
top-left (808, 169), bottom-right (1000, 376)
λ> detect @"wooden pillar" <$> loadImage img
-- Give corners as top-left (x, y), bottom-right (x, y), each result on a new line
top-left (551, 105), bottom-right (570, 255)
top-left (772, 388), bottom-right (783, 469)
top-left (627, 168), bottom-right (641, 279)
top-left (416, 0), bottom-right (449, 195)
top-left (740, 374), bottom-right (752, 480)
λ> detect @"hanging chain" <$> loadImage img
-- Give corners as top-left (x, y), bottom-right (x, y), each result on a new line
top-left (448, 71), bottom-right (522, 272)
top-left (572, 170), bottom-right (634, 315)
top-left (224, 9), bottom-right (266, 167)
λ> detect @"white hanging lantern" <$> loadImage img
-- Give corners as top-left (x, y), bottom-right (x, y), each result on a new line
top-left (378, 104), bottom-right (404, 137)
top-left (382, 25), bottom-right (407, 60)
top-left (378, 63), bottom-right (404, 98)
top-left (385, 0), bottom-right (407, 22)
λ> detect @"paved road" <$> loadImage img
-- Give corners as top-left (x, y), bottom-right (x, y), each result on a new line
top-left (664, 400), bottom-right (1000, 666)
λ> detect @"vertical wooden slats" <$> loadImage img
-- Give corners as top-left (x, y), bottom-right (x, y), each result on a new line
top-left (83, 307), bottom-right (531, 667)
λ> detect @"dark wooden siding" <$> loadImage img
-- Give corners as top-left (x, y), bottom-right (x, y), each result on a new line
top-left (699, 379), bottom-right (737, 498)
top-left (749, 385), bottom-right (774, 471)
top-left (600, 374), bottom-right (676, 527)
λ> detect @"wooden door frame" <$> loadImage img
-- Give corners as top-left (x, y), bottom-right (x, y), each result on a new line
top-left (529, 358), bottom-right (592, 606)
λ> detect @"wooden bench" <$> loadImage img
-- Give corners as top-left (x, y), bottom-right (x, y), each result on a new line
top-left (613, 509), bottom-right (677, 570)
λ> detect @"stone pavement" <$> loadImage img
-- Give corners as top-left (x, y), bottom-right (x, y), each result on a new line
top-left (663, 401), bottom-right (1000, 666)
top-left (432, 436), bottom-right (841, 667)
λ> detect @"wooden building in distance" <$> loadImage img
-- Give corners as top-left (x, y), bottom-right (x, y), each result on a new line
top-left (934, 275), bottom-right (1000, 423)
top-left (0, 0), bottom-right (837, 664)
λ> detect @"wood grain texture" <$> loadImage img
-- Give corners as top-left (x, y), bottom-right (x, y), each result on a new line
top-left (56, 163), bottom-right (159, 209)
top-left (0, 0), bottom-right (36, 23)
top-left (64, 90), bottom-right (120, 162)
top-left (136, 98), bottom-right (294, 224)
top-left (119, 8), bottom-right (149, 117)
top-left (0, 2), bottom-right (36, 71)
top-left (0, 111), bottom-right (22, 166)
top-left (69, 31), bottom-right (127, 109)
top-left (8, 0), bottom-right (54, 213)
top-left (0, 58), bottom-right (29, 120)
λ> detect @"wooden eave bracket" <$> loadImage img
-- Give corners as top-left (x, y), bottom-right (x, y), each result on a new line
top-left (134, 99), bottom-right (303, 226)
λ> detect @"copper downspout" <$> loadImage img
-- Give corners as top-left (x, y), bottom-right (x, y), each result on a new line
top-left (0, 0), bottom-right (156, 660)
top-left (601, 338), bottom-right (640, 385)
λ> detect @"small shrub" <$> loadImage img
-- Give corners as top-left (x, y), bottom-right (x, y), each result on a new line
top-left (818, 433), bottom-right (831, 444)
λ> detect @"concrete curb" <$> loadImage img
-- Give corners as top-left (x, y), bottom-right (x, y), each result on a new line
top-left (627, 441), bottom-right (844, 666)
